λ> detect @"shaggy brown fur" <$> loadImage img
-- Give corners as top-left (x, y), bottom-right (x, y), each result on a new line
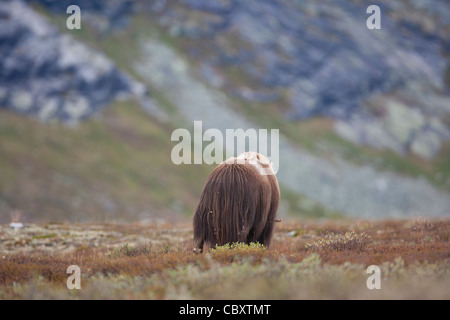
top-left (193, 152), bottom-right (280, 253)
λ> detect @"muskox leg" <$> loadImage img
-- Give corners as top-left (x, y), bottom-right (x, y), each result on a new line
top-left (257, 223), bottom-right (274, 248)
top-left (193, 220), bottom-right (205, 254)
top-left (193, 208), bottom-right (206, 254)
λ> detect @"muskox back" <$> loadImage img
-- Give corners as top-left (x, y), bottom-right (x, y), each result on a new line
top-left (193, 152), bottom-right (280, 252)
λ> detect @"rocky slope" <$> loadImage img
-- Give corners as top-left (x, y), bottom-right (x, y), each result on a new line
top-left (0, 0), bottom-right (155, 124)
top-left (145, 0), bottom-right (450, 159)
top-left (4, 0), bottom-right (447, 156)
top-left (0, 0), bottom-right (449, 220)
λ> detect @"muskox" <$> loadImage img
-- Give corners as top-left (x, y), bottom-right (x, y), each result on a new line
top-left (193, 152), bottom-right (280, 253)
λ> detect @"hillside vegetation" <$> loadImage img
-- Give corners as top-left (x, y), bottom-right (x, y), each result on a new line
top-left (0, 100), bottom-right (352, 223)
top-left (0, 102), bottom-right (210, 223)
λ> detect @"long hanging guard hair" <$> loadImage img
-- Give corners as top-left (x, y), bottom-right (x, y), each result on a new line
top-left (193, 152), bottom-right (280, 253)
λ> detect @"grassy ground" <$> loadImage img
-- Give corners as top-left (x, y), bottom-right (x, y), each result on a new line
top-left (1, 218), bottom-right (449, 299)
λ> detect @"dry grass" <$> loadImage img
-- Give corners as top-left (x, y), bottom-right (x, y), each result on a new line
top-left (1, 218), bottom-right (450, 299)
top-left (305, 231), bottom-right (371, 252)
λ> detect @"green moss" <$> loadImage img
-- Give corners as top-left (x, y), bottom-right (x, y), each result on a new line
top-left (32, 233), bottom-right (56, 240)
top-left (210, 242), bottom-right (266, 253)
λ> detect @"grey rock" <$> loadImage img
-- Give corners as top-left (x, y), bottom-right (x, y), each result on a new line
top-left (411, 130), bottom-right (442, 160)
top-left (0, 1), bottom-right (159, 123)
top-left (10, 90), bottom-right (33, 112)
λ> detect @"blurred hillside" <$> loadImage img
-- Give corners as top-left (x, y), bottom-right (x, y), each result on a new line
top-left (0, 0), bottom-right (449, 223)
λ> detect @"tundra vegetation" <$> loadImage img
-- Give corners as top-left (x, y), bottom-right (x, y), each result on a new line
top-left (1, 218), bottom-right (449, 299)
